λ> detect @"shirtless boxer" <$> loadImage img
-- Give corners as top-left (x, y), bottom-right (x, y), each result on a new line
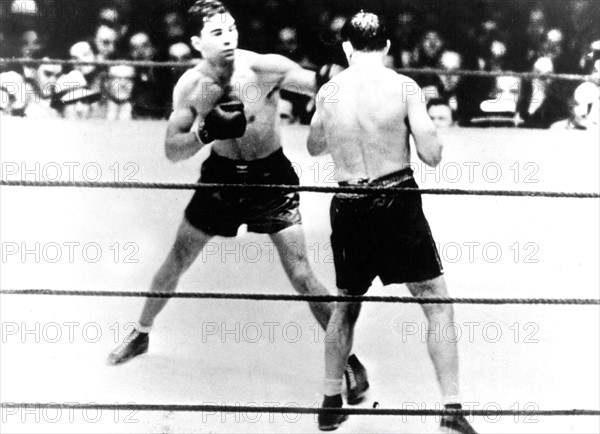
top-left (308, 12), bottom-right (476, 433)
top-left (107, 0), bottom-right (368, 404)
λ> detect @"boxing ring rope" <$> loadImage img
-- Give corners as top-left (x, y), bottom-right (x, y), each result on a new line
top-left (1, 402), bottom-right (599, 417)
top-left (1, 180), bottom-right (599, 199)
top-left (1, 289), bottom-right (599, 305)
top-left (2, 57), bottom-right (599, 426)
top-left (1, 57), bottom-right (599, 83)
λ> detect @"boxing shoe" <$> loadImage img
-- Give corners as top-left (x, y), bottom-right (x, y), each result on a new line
top-left (107, 329), bottom-right (149, 365)
top-left (318, 394), bottom-right (348, 431)
top-left (345, 354), bottom-right (370, 405)
top-left (440, 403), bottom-right (478, 434)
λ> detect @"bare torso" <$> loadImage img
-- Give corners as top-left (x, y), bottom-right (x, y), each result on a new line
top-left (319, 64), bottom-right (414, 181)
top-left (183, 50), bottom-right (285, 160)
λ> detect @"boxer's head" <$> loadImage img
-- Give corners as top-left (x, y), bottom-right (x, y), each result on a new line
top-left (188, 0), bottom-right (238, 63)
top-left (341, 11), bottom-right (390, 60)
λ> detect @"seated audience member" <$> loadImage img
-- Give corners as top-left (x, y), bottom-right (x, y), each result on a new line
top-left (275, 27), bottom-right (315, 69)
top-left (551, 81), bottom-right (599, 131)
top-left (168, 42), bottom-right (192, 62)
top-left (277, 98), bottom-right (297, 125)
top-left (168, 42), bottom-right (193, 85)
top-left (129, 32), bottom-right (155, 61)
top-left (94, 24), bottom-right (119, 60)
top-left (520, 28), bottom-right (578, 128)
top-left (24, 61), bottom-right (62, 118)
top-left (18, 29), bottom-right (43, 81)
top-left (427, 98), bottom-right (455, 128)
top-left (438, 50), bottom-right (463, 111)
top-left (412, 29), bottom-right (445, 68)
top-left (98, 4), bottom-right (128, 39)
top-left (477, 40), bottom-right (521, 126)
top-left (128, 33), bottom-right (167, 119)
top-left (97, 65), bottom-right (135, 120)
top-left (160, 11), bottom-right (187, 48)
top-left (70, 41), bottom-right (102, 91)
top-left (387, 8), bottom-right (420, 68)
top-left (56, 70), bottom-right (101, 119)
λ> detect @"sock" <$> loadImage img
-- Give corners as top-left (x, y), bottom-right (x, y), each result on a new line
top-left (138, 324), bottom-right (152, 334)
top-left (323, 378), bottom-right (343, 396)
top-left (443, 393), bottom-right (461, 407)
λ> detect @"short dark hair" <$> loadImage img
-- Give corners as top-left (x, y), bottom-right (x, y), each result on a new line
top-left (187, 0), bottom-right (230, 36)
top-left (341, 11), bottom-right (387, 52)
top-left (426, 98), bottom-right (450, 111)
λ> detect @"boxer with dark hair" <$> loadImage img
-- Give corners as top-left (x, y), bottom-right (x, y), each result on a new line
top-left (308, 11), bottom-right (476, 433)
top-left (108, 0), bottom-right (368, 406)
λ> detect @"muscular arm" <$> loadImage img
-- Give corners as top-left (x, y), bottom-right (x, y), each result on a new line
top-left (258, 54), bottom-right (316, 97)
top-left (164, 76), bottom-right (206, 162)
top-left (406, 80), bottom-right (443, 167)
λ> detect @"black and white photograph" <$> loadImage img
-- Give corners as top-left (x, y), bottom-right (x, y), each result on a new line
top-left (1, 0), bottom-right (599, 433)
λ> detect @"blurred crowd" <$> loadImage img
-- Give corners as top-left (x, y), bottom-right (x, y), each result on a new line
top-left (1, 0), bottom-right (598, 130)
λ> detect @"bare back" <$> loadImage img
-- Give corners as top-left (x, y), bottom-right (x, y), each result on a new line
top-left (313, 64), bottom-right (441, 181)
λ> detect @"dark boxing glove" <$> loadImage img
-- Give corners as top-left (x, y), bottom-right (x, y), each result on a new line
top-left (198, 96), bottom-right (247, 143)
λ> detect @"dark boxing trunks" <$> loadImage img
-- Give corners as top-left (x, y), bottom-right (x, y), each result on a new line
top-left (330, 168), bottom-right (443, 295)
top-left (185, 148), bottom-right (301, 236)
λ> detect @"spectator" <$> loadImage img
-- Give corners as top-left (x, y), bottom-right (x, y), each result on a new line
top-left (412, 29), bottom-right (445, 68)
top-left (520, 56), bottom-right (553, 127)
top-left (476, 40), bottom-right (521, 126)
top-left (427, 98), bottom-right (454, 128)
top-left (129, 32), bottom-right (156, 61)
top-left (167, 42), bottom-right (193, 93)
top-left (24, 61), bottom-right (62, 118)
top-left (126, 32), bottom-right (166, 119)
top-left (438, 50), bottom-right (463, 111)
top-left (69, 41), bottom-right (101, 89)
top-left (161, 11), bottom-right (186, 47)
top-left (420, 75), bottom-right (444, 102)
top-left (275, 26), bottom-right (314, 68)
top-left (168, 42), bottom-right (192, 62)
top-left (94, 24), bottom-right (119, 60)
top-left (97, 65), bottom-right (135, 120)
top-left (551, 54), bottom-right (599, 131)
top-left (56, 70), bottom-right (101, 119)
top-left (277, 98), bottom-right (297, 125)
top-left (19, 29), bottom-right (42, 59)
top-left (388, 8), bottom-right (420, 68)
top-left (524, 6), bottom-right (548, 66)
top-left (98, 5), bottom-right (128, 39)
top-left (17, 29), bottom-right (43, 81)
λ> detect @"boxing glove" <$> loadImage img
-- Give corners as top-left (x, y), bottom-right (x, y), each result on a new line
top-left (198, 96), bottom-right (247, 143)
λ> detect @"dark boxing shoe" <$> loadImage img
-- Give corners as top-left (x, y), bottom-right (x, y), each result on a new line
top-left (318, 394), bottom-right (348, 431)
top-left (107, 329), bottom-right (149, 365)
top-left (440, 404), bottom-right (478, 434)
top-left (345, 354), bottom-right (370, 405)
